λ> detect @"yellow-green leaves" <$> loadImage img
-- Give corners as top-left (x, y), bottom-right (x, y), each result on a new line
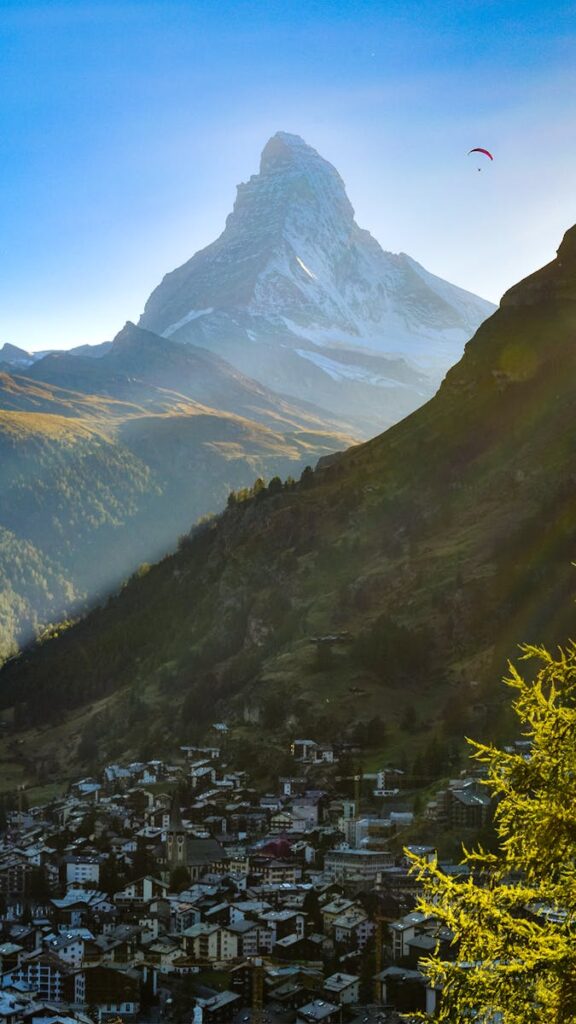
top-left (407, 643), bottom-right (576, 1023)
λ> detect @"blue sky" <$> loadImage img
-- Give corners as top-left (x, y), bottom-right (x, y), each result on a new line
top-left (1, 0), bottom-right (576, 350)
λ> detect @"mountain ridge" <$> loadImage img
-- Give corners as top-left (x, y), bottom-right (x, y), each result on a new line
top-left (0, 323), bottom-right (357, 662)
top-left (1, 224), bottom-right (573, 786)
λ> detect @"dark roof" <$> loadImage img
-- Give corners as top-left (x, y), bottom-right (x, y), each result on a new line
top-left (185, 837), bottom-right (226, 866)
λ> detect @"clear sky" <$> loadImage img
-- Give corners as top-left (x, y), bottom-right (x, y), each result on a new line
top-left (1, 0), bottom-right (576, 351)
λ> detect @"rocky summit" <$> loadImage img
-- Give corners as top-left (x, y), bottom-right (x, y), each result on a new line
top-left (140, 132), bottom-right (495, 435)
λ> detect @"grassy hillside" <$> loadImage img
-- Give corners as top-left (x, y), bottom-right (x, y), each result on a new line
top-left (0, 367), bottom-right (355, 660)
top-left (2, 228), bottom-right (576, 788)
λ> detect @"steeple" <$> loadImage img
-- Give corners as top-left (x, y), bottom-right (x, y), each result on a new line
top-left (166, 793), bottom-right (187, 869)
top-left (169, 791), bottom-right (185, 832)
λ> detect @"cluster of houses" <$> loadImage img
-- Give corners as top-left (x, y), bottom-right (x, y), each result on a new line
top-left (0, 738), bottom-right (496, 1024)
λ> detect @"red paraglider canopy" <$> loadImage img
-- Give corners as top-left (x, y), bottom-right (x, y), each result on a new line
top-left (468, 148), bottom-right (493, 160)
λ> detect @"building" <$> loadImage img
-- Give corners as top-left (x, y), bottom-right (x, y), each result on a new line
top-left (65, 858), bottom-right (100, 888)
top-left (323, 972), bottom-right (360, 1004)
top-left (165, 797), bottom-right (226, 879)
top-left (324, 848), bottom-right (392, 885)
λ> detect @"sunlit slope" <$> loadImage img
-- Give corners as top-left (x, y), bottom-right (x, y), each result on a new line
top-left (0, 368), bottom-right (355, 659)
top-left (2, 226), bottom-right (576, 772)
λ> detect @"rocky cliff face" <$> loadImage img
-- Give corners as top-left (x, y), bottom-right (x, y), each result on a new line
top-left (140, 132), bottom-right (495, 436)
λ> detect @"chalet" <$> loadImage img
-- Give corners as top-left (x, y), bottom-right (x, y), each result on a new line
top-left (323, 972), bottom-right (360, 1005)
top-left (182, 923), bottom-right (239, 961)
top-left (374, 965), bottom-right (426, 1014)
top-left (320, 898), bottom-right (357, 936)
top-left (226, 919), bottom-right (260, 957)
top-left (0, 944), bottom-right (24, 974)
top-left (77, 964), bottom-right (140, 1015)
top-left (333, 909), bottom-right (373, 948)
top-left (290, 740), bottom-right (318, 763)
top-left (196, 989), bottom-right (240, 1022)
top-left (388, 912), bottom-right (429, 961)
top-left (297, 998), bottom-right (340, 1023)
top-left (114, 876), bottom-right (168, 905)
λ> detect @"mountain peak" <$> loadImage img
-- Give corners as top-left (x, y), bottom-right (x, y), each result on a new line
top-left (140, 132), bottom-right (495, 435)
top-left (112, 321), bottom-right (159, 348)
top-left (232, 129), bottom-right (354, 231)
top-left (259, 131), bottom-right (329, 173)
top-left (0, 342), bottom-right (33, 366)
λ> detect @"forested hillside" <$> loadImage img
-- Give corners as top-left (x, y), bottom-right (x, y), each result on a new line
top-left (0, 334), bottom-right (355, 660)
top-left (1, 227), bottom-right (575, 786)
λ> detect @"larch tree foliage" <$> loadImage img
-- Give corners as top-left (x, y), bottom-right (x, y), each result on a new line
top-left (408, 643), bottom-right (576, 1023)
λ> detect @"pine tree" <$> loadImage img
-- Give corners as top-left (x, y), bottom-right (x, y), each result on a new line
top-left (408, 643), bottom-right (576, 1023)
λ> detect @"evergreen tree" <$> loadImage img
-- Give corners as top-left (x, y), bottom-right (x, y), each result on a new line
top-left (409, 643), bottom-right (576, 1023)
top-left (267, 475), bottom-right (283, 495)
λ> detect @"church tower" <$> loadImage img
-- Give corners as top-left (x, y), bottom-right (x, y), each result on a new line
top-left (166, 793), bottom-right (187, 870)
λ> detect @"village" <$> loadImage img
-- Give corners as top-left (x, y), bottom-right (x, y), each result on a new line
top-left (0, 730), bottom-right (500, 1024)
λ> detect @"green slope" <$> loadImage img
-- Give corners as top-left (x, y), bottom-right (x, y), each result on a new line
top-left (2, 226), bottom-right (576, 784)
top-left (0, 377), bottom-right (355, 659)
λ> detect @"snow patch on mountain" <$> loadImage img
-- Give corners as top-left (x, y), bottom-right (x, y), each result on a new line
top-left (163, 308), bottom-right (214, 338)
top-left (296, 348), bottom-right (426, 391)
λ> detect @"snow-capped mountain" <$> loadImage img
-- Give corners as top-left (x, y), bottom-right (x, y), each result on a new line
top-left (0, 342), bottom-right (35, 367)
top-left (140, 132), bottom-right (495, 435)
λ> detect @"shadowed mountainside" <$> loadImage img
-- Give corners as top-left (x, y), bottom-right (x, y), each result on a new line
top-left (1, 226), bottom-right (575, 784)
top-left (0, 325), bottom-right (356, 661)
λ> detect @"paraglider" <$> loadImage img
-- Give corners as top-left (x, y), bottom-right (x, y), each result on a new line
top-left (468, 147), bottom-right (494, 171)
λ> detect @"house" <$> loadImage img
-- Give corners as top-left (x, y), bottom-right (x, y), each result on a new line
top-left (279, 778), bottom-right (306, 797)
top-left (168, 899), bottom-right (201, 935)
top-left (182, 923), bottom-right (241, 961)
top-left (447, 782), bottom-right (492, 829)
top-left (114, 876), bottom-right (168, 905)
top-left (180, 746), bottom-right (221, 761)
top-left (44, 934), bottom-right (85, 969)
top-left (50, 890), bottom-right (112, 928)
top-left (323, 972), bottom-right (360, 1004)
top-left (76, 964), bottom-right (140, 1015)
top-left (269, 812), bottom-right (293, 835)
top-left (227, 919), bottom-right (260, 957)
top-left (311, 745), bottom-right (336, 765)
top-left (0, 944), bottom-right (24, 973)
top-left (320, 897), bottom-right (356, 935)
top-left (388, 912), bottom-right (428, 960)
top-left (291, 796), bottom-right (324, 831)
top-left (374, 965), bottom-right (427, 1014)
top-left (196, 990), bottom-right (240, 1022)
top-left (0, 989), bottom-right (38, 1024)
top-left (290, 740), bottom-right (318, 763)
top-left (333, 909), bottom-right (373, 949)
top-left (190, 764), bottom-right (217, 790)
top-left (0, 856), bottom-right (32, 896)
top-left (259, 910), bottom-right (305, 945)
top-left (296, 999), bottom-right (340, 1023)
